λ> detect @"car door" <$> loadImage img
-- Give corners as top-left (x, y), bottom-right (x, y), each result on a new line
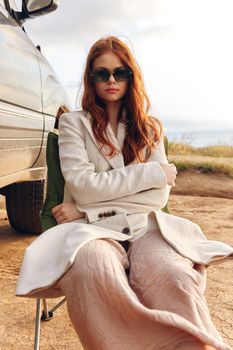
top-left (0, 2), bottom-right (43, 184)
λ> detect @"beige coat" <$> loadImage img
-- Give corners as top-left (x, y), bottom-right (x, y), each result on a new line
top-left (16, 111), bottom-right (233, 296)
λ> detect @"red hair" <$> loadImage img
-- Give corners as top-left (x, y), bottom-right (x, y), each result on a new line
top-left (82, 36), bottom-right (162, 165)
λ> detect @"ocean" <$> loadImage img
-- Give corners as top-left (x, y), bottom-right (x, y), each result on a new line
top-left (162, 119), bottom-right (233, 147)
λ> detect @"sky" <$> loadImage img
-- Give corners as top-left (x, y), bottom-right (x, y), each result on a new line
top-left (24, 0), bottom-right (233, 144)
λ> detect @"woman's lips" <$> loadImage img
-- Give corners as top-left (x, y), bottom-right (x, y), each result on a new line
top-left (105, 89), bottom-right (119, 94)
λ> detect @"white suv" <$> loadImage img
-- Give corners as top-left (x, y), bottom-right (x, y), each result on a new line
top-left (0, 0), bottom-right (70, 233)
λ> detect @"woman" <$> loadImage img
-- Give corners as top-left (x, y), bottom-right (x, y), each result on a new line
top-left (17, 36), bottom-right (233, 350)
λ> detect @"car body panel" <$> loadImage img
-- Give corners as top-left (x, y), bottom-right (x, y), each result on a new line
top-left (0, 8), bottom-right (42, 112)
top-left (0, 1), bottom-right (70, 188)
top-left (0, 100), bottom-right (44, 181)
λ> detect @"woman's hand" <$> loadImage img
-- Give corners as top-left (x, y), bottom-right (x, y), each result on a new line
top-left (51, 202), bottom-right (85, 224)
top-left (160, 163), bottom-right (177, 187)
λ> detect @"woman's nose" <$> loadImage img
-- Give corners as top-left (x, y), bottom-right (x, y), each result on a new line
top-left (108, 74), bottom-right (116, 84)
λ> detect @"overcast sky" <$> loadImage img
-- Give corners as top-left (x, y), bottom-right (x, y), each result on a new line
top-left (24, 0), bottom-right (233, 132)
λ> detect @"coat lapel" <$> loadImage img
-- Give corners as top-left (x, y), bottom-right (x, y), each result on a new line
top-left (80, 112), bottom-right (125, 169)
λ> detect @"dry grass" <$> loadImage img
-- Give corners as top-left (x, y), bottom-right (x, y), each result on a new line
top-left (168, 142), bottom-right (233, 157)
top-left (168, 142), bottom-right (233, 177)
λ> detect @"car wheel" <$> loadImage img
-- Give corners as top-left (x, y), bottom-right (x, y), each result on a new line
top-left (5, 180), bottom-right (45, 234)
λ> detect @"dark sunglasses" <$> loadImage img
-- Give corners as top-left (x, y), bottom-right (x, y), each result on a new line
top-left (89, 67), bottom-right (133, 83)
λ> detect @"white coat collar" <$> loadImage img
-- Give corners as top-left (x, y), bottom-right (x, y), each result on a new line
top-left (80, 112), bottom-right (125, 169)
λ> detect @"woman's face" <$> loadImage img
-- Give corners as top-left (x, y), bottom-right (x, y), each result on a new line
top-left (91, 51), bottom-right (130, 104)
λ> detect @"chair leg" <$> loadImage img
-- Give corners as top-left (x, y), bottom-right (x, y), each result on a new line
top-left (49, 297), bottom-right (66, 314)
top-left (34, 298), bottom-right (41, 350)
top-left (40, 297), bottom-right (67, 321)
top-left (34, 297), bottom-right (67, 349)
top-left (41, 298), bottom-right (53, 321)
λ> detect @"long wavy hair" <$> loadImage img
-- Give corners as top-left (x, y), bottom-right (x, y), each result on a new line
top-left (82, 36), bottom-right (162, 165)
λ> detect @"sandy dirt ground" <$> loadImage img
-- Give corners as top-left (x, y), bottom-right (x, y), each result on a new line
top-left (0, 171), bottom-right (233, 350)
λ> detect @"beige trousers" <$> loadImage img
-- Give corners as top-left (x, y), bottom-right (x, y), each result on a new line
top-left (58, 222), bottom-right (229, 350)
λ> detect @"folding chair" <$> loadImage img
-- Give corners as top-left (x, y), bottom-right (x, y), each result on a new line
top-left (34, 131), bottom-right (170, 349)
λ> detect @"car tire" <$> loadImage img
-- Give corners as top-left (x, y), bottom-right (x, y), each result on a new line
top-left (5, 180), bottom-right (45, 234)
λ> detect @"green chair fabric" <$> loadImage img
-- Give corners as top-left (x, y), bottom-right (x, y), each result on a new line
top-left (40, 132), bottom-right (65, 232)
top-left (40, 132), bottom-right (170, 232)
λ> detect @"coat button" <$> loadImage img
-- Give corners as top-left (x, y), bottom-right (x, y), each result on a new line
top-left (111, 211), bottom-right (116, 216)
top-left (122, 227), bottom-right (130, 235)
top-left (103, 212), bottom-right (108, 217)
top-left (107, 212), bottom-right (111, 217)
top-left (98, 213), bottom-right (103, 218)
